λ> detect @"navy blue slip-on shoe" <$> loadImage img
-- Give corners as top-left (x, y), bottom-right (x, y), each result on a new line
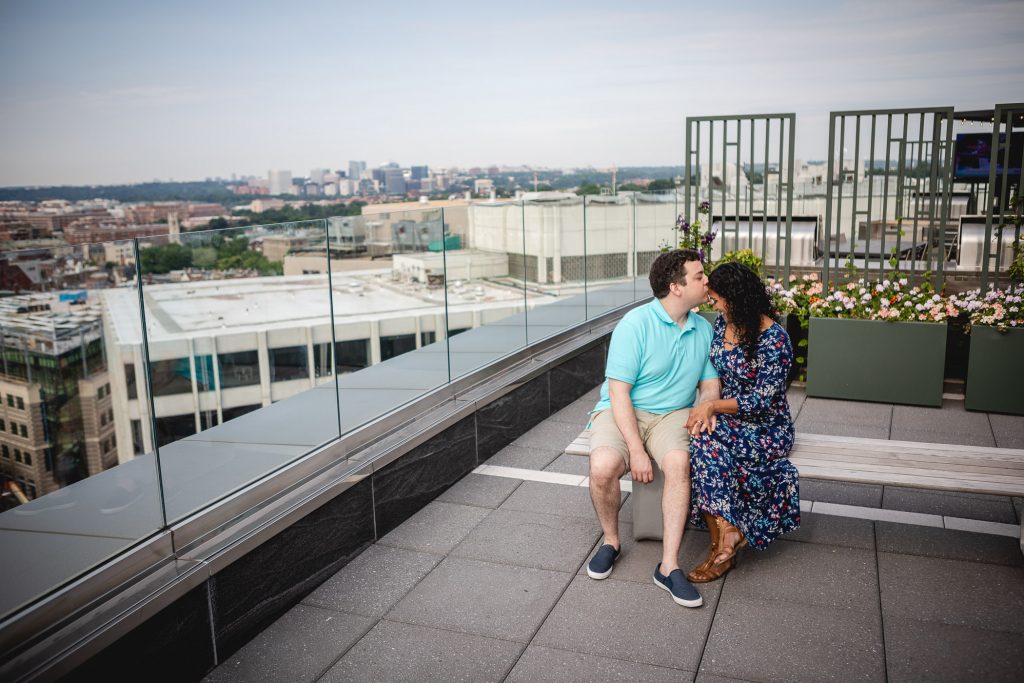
top-left (587, 544), bottom-right (621, 579)
top-left (653, 563), bottom-right (703, 607)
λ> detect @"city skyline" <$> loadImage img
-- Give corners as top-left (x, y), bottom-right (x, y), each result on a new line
top-left (2, 0), bottom-right (1023, 187)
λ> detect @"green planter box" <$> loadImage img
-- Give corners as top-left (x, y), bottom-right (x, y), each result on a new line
top-left (965, 326), bottom-right (1024, 415)
top-left (807, 318), bottom-right (946, 407)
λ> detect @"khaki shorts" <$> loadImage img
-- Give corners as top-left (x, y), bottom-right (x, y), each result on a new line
top-left (588, 408), bottom-right (691, 470)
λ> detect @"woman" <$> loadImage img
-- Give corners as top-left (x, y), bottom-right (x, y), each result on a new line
top-left (684, 262), bottom-right (800, 582)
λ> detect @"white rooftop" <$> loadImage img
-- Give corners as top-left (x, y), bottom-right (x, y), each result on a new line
top-left (102, 270), bottom-right (548, 345)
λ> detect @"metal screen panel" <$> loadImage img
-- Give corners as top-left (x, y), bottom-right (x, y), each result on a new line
top-left (823, 107), bottom-right (955, 287)
top-left (683, 114), bottom-right (796, 281)
top-left (980, 102), bottom-right (1024, 289)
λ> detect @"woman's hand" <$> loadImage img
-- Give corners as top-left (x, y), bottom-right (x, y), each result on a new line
top-left (686, 401), bottom-right (718, 436)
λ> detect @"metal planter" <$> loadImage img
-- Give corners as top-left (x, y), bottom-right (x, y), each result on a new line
top-left (965, 326), bottom-right (1024, 415)
top-left (807, 318), bottom-right (946, 407)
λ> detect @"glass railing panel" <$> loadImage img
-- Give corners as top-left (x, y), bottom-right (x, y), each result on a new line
top-left (329, 207), bottom-right (450, 428)
top-left (439, 201), bottom-right (533, 376)
top-left (498, 196), bottom-right (588, 340)
top-left (633, 190), bottom-right (678, 300)
top-left (584, 194), bottom-right (637, 318)
top-left (0, 238), bottom-right (165, 621)
top-left (135, 220), bottom-right (340, 523)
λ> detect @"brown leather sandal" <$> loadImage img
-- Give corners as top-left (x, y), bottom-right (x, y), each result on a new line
top-left (688, 516), bottom-right (748, 583)
top-left (686, 512), bottom-right (721, 582)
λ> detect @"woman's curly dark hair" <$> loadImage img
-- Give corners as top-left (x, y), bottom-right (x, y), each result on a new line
top-left (708, 262), bottom-right (778, 362)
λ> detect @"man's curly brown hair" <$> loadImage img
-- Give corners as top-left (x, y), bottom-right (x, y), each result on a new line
top-left (649, 249), bottom-right (701, 298)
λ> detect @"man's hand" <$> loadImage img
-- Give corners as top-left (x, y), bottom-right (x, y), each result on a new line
top-left (629, 448), bottom-right (654, 484)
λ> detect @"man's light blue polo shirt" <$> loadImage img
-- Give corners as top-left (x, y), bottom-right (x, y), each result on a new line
top-left (592, 299), bottom-right (718, 415)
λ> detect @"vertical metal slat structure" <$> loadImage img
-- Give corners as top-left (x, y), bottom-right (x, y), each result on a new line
top-left (980, 103), bottom-right (1024, 290)
top-left (823, 107), bottom-right (954, 288)
top-left (684, 113), bottom-right (796, 281)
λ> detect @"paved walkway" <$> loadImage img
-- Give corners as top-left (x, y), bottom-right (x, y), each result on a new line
top-left (204, 387), bottom-right (1024, 682)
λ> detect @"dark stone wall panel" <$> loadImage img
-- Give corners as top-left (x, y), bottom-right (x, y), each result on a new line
top-left (475, 374), bottom-right (550, 463)
top-left (210, 477), bottom-right (374, 661)
top-left (61, 583), bottom-right (213, 683)
top-left (372, 416), bottom-right (477, 537)
top-left (549, 341), bottom-right (607, 412)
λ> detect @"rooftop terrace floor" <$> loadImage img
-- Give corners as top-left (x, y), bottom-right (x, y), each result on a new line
top-left (203, 386), bottom-right (1024, 682)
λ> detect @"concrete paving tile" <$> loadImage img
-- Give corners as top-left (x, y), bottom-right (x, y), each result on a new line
top-left (549, 390), bottom-right (601, 425)
top-left (501, 480), bottom-right (623, 520)
top-left (533, 576), bottom-right (716, 671)
top-left (888, 424), bottom-right (996, 446)
top-left (386, 556), bottom-right (570, 643)
top-left (577, 524), bottom-right (716, 589)
top-left (800, 477), bottom-right (883, 507)
top-left (989, 413), bottom-right (1024, 449)
top-left (543, 453), bottom-right (591, 476)
top-left (302, 545), bottom-right (440, 618)
top-left (794, 397), bottom-right (892, 439)
top-left (880, 486), bottom-right (1017, 523)
top-left (875, 521), bottom-right (1023, 567)
top-left (436, 473), bottom-right (522, 509)
top-left (878, 552), bottom-right (1024, 633)
top-left (319, 619), bottom-right (523, 683)
top-left (694, 675), bottom-right (759, 683)
top-left (699, 596), bottom-right (884, 683)
top-left (203, 604), bottom-right (373, 683)
top-left (782, 511), bottom-right (875, 550)
top-left (377, 501), bottom-right (490, 556)
top-left (890, 403), bottom-right (996, 446)
top-left (883, 614), bottom-right (1024, 682)
top-left (451, 508), bottom-right (601, 572)
top-left (506, 645), bottom-right (691, 682)
top-left (486, 443), bottom-right (563, 470)
top-left (786, 387), bottom-right (806, 420)
top-left (722, 540), bottom-right (879, 613)
top-left (813, 501), bottom-right (944, 527)
top-left (942, 516), bottom-right (1020, 537)
top-left (513, 420), bottom-right (587, 451)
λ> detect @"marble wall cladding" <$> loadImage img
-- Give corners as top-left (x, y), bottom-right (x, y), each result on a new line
top-left (210, 477), bottom-right (375, 661)
top-left (372, 416), bottom-right (478, 538)
top-left (548, 341), bottom-right (607, 413)
top-left (62, 584), bottom-right (214, 683)
top-left (475, 373), bottom-right (551, 464)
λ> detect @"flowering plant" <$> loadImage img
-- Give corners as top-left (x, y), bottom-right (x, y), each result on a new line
top-left (947, 284), bottom-right (1024, 332)
top-left (768, 273), bottom-right (823, 326)
top-left (807, 275), bottom-right (952, 322)
top-left (673, 200), bottom-right (717, 264)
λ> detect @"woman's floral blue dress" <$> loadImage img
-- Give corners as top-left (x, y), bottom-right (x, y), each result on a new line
top-left (688, 315), bottom-right (800, 549)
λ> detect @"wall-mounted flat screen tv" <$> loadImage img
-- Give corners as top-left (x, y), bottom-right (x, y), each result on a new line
top-left (954, 132), bottom-right (1023, 180)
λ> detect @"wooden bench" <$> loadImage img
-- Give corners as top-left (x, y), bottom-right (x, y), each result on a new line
top-left (566, 430), bottom-right (1024, 497)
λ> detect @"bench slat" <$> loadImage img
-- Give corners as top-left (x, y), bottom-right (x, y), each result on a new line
top-left (568, 430), bottom-right (1024, 496)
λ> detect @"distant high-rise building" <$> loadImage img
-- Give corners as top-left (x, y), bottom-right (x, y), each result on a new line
top-left (268, 170), bottom-right (293, 196)
top-left (411, 165), bottom-right (429, 180)
top-left (309, 168), bottom-right (328, 185)
top-left (383, 169), bottom-right (406, 195)
top-left (348, 161), bottom-right (367, 182)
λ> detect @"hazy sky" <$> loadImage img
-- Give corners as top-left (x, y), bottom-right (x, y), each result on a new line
top-left (1, 0), bottom-right (1022, 187)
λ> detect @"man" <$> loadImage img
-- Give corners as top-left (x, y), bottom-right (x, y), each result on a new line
top-left (585, 249), bottom-right (721, 607)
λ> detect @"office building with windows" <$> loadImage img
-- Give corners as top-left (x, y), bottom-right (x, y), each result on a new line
top-left (0, 293), bottom-right (115, 499)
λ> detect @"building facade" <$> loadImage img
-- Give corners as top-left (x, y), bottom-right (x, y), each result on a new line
top-left (0, 294), bottom-right (115, 499)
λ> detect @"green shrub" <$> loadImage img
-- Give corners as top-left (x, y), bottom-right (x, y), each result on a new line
top-left (712, 249), bottom-right (765, 278)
